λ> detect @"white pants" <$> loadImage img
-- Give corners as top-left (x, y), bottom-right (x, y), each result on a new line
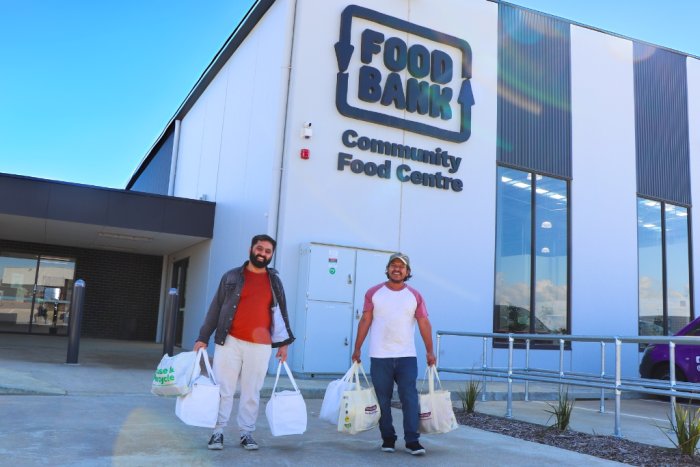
top-left (213, 335), bottom-right (271, 434)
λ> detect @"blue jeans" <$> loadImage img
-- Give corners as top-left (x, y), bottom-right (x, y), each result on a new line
top-left (370, 357), bottom-right (419, 443)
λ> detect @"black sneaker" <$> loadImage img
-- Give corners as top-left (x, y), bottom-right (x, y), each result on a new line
top-left (405, 441), bottom-right (426, 455)
top-left (381, 438), bottom-right (396, 453)
top-left (240, 433), bottom-right (259, 451)
top-left (207, 433), bottom-right (223, 450)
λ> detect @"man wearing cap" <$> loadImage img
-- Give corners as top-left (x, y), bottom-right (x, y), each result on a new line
top-left (351, 252), bottom-right (436, 456)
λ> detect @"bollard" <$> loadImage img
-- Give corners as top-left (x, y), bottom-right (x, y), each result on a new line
top-left (163, 288), bottom-right (179, 357)
top-left (66, 280), bottom-right (86, 364)
top-left (506, 335), bottom-right (513, 419)
top-left (481, 337), bottom-right (488, 402)
top-left (614, 338), bottom-right (622, 437)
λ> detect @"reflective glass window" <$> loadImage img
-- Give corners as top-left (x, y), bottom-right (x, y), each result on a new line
top-left (637, 199), bottom-right (663, 335)
top-left (0, 253), bottom-right (75, 335)
top-left (664, 204), bottom-right (691, 334)
top-left (494, 167), bottom-right (532, 332)
top-left (0, 254), bottom-right (37, 331)
top-left (494, 167), bottom-right (569, 337)
top-left (534, 176), bottom-right (568, 334)
top-left (637, 198), bottom-right (691, 336)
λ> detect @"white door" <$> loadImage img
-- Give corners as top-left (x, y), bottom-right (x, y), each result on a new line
top-left (303, 301), bottom-right (353, 373)
top-left (305, 245), bottom-right (355, 303)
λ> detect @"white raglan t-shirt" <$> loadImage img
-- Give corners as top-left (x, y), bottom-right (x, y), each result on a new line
top-left (363, 282), bottom-right (428, 358)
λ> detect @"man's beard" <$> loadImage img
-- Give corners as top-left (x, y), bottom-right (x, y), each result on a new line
top-left (249, 251), bottom-right (272, 268)
top-left (386, 271), bottom-right (405, 283)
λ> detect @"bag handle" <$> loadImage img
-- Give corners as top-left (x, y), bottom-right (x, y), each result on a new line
top-left (420, 365), bottom-right (442, 394)
top-left (191, 348), bottom-right (217, 385)
top-left (271, 361), bottom-right (299, 394)
top-left (341, 363), bottom-right (355, 383)
top-left (181, 351), bottom-right (197, 386)
top-left (351, 361), bottom-right (372, 390)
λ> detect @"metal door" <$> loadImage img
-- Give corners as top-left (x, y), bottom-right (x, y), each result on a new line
top-left (305, 245), bottom-right (355, 303)
top-left (171, 259), bottom-right (189, 347)
top-left (302, 301), bottom-right (353, 373)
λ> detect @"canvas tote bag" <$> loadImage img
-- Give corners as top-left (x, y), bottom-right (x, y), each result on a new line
top-left (151, 350), bottom-right (197, 396)
top-left (419, 365), bottom-right (458, 434)
top-left (175, 348), bottom-right (220, 428)
top-left (337, 362), bottom-right (380, 434)
top-left (265, 361), bottom-right (307, 436)
top-left (319, 364), bottom-right (355, 424)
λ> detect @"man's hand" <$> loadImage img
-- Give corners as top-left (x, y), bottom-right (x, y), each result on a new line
top-left (351, 349), bottom-right (361, 363)
top-left (426, 351), bottom-right (436, 366)
top-left (276, 345), bottom-right (288, 362)
top-left (193, 341), bottom-right (207, 352)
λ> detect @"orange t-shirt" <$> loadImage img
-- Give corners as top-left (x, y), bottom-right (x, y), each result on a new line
top-left (229, 268), bottom-right (272, 344)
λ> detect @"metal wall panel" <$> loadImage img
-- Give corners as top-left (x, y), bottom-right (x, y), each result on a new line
top-left (634, 44), bottom-right (691, 206)
top-left (497, 4), bottom-right (572, 178)
top-left (129, 130), bottom-right (174, 195)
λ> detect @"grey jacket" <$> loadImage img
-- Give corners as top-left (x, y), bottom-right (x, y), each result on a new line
top-left (196, 262), bottom-right (295, 348)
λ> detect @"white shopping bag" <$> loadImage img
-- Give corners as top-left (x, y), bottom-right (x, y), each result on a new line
top-left (265, 361), bottom-right (307, 436)
top-left (337, 362), bottom-right (380, 435)
top-left (175, 348), bottom-right (220, 428)
top-left (151, 350), bottom-right (197, 396)
top-left (419, 365), bottom-right (458, 434)
top-left (319, 365), bottom-right (355, 424)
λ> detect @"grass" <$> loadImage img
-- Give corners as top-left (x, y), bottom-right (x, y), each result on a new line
top-left (545, 388), bottom-right (575, 431)
top-left (458, 379), bottom-right (481, 413)
top-left (663, 404), bottom-right (700, 457)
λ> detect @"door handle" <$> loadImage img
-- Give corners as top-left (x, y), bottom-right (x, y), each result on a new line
top-left (355, 309), bottom-right (360, 319)
top-left (344, 337), bottom-right (349, 346)
top-left (347, 274), bottom-right (353, 284)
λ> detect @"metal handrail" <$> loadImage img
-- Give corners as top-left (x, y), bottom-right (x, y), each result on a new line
top-left (435, 331), bottom-right (700, 437)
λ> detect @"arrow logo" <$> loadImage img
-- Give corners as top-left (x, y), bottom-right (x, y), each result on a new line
top-left (335, 41), bottom-right (354, 73)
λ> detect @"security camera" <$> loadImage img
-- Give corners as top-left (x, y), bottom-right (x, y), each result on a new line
top-left (302, 122), bottom-right (313, 139)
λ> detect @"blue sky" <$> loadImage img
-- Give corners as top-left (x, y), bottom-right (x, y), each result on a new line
top-left (0, 0), bottom-right (697, 189)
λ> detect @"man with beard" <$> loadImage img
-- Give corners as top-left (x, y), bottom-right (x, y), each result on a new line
top-left (194, 234), bottom-right (294, 451)
top-left (351, 252), bottom-right (435, 456)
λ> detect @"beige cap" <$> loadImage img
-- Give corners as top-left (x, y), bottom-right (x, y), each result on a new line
top-left (387, 252), bottom-right (410, 268)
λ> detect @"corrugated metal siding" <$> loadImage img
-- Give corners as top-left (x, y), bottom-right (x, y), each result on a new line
top-left (129, 131), bottom-right (174, 196)
top-left (497, 4), bottom-right (572, 179)
top-left (634, 44), bottom-right (691, 206)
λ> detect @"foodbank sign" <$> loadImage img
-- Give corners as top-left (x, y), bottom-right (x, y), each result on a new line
top-left (333, 5), bottom-right (474, 192)
top-left (334, 4), bottom-right (474, 143)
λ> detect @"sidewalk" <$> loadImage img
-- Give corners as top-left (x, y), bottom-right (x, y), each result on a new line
top-left (0, 334), bottom-right (668, 465)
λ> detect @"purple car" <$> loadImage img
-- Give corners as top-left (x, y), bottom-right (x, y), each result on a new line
top-left (640, 317), bottom-right (700, 382)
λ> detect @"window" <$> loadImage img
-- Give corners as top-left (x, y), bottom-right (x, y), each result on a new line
top-left (637, 198), bottom-right (692, 336)
top-left (0, 253), bottom-right (75, 335)
top-left (494, 166), bottom-right (570, 340)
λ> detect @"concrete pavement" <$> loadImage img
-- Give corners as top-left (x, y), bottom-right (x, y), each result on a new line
top-left (0, 334), bottom-right (675, 465)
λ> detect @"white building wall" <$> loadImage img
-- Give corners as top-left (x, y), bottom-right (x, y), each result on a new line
top-left (569, 26), bottom-right (639, 374)
top-left (277, 0), bottom-right (498, 373)
top-left (168, 0), bottom-right (698, 376)
top-left (172, 0), bottom-right (297, 348)
top-left (167, 241), bottom-right (212, 348)
top-left (402, 0), bottom-right (498, 370)
top-left (688, 57), bottom-right (700, 322)
top-left (173, 96), bottom-right (205, 200)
